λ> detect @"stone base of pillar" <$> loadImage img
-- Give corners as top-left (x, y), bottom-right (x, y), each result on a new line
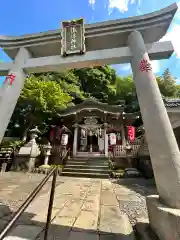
top-left (146, 195), bottom-right (180, 240)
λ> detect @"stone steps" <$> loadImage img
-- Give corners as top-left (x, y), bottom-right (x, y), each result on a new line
top-left (63, 167), bottom-right (109, 174)
top-left (65, 164), bottom-right (109, 169)
top-left (61, 171), bottom-right (109, 178)
top-left (66, 161), bottom-right (108, 166)
top-left (62, 157), bottom-right (109, 178)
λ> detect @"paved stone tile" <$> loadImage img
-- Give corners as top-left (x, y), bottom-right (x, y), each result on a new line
top-left (100, 191), bottom-right (118, 206)
top-left (74, 210), bottom-right (98, 231)
top-left (0, 219), bottom-right (8, 232)
top-left (82, 199), bottom-right (99, 211)
top-left (57, 199), bottom-right (83, 217)
top-left (116, 194), bottom-right (142, 202)
top-left (51, 197), bottom-right (69, 209)
top-left (26, 195), bottom-right (50, 213)
top-left (36, 225), bottom-right (70, 240)
top-left (85, 194), bottom-right (100, 202)
top-left (99, 205), bottom-right (133, 235)
top-left (0, 173), bottom-right (157, 239)
top-left (4, 225), bottom-right (43, 240)
top-left (67, 231), bottom-right (98, 240)
top-left (0, 203), bottom-right (11, 218)
top-left (99, 233), bottom-right (134, 240)
top-left (101, 180), bottom-right (113, 191)
top-left (52, 216), bottom-right (76, 227)
top-left (113, 187), bottom-right (134, 196)
top-left (32, 208), bottom-right (60, 223)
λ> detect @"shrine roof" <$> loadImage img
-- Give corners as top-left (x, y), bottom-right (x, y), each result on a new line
top-left (164, 99), bottom-right (180, 108)
top-left (57, 99), bottom-right (125, 117)
top-left (0, 3), bottom-right (177, 59)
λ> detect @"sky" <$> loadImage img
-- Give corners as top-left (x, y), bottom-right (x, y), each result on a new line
top-left (0, 0), bottom-right (180, 84)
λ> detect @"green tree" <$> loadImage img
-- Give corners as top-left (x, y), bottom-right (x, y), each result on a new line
top-left (72, 66), bottom-right (116, 103)
top-left (34, 71), bottom-right (85, 104)
top-left (115, 76), bottom-right (139, 112)
top-left (157, 69), bottom-right (177, 97)
top-left (7, 74), bottom-right (72, 139)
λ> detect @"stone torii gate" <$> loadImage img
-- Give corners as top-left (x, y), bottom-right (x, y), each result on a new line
top-left (0, 3), bottom-right (179, 239)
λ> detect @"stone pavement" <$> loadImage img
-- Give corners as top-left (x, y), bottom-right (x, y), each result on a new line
top-left (0, 173), bottom-right (156, 239)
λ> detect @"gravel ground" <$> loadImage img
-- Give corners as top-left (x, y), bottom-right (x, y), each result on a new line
top-left (0, 172), bottom-right (62, 212)
top-left (111, 178), bottom-right (157, 225)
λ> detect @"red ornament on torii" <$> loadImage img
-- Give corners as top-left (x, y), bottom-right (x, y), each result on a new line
top-left (3, 74), bottom-right (16, 86)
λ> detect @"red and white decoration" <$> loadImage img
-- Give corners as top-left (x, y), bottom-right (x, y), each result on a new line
top-left (3, 74), bottom-right (16, 86)
top-left (127, 126), bottom-right (135, 142)
top-left (109, 133), bottom-right (116, 145)
top-left (139, 59), bottom-right (152, 72)
top-left (61, 134), bottom-right (69, 146)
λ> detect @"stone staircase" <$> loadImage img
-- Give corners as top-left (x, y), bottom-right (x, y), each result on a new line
top-left (62, 157), bottom-right (109, 178)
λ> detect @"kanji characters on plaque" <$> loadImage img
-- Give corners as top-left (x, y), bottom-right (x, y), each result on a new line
top-left (139, 59), bottom-right (152, 72)
top-left (61, 18), bottom-right (85, 56)
top-left (3, 74), bottom-right (16, 86)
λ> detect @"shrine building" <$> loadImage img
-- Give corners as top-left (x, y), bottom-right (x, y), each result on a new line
top-left (51, 98), bottom-right (140, 161)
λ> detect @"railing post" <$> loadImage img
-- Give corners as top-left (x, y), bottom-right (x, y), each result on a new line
top-left (0, 167), bottom-right (56, 240)
top-left (44, 166), bottom-right (58, 240)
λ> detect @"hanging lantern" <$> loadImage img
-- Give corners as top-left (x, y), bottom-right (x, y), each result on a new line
top-left (127, 126), bottom-right (135, 142)
top-left (61, 134), bottom-right (69, 146)
top-left (109, 133), bottom-right (116, 145)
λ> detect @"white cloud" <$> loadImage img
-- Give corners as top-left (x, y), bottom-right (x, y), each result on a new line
top-left (175, 2), bottom-right (180, 19)
top-left (159, 2), bottom-right (180, 59)
top-left (89, 0), bottom-right (95, 10)
top-left (108, 0), bottom-right (140, 14)
top-left (160, 24), bottom-right (180, 59)
top-left (151, 60), bottom-right (160, 73)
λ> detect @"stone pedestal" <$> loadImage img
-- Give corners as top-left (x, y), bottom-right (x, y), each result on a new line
top-left (147, 195), bottom-right (180, 240)
top-left (13, 127), bottom-right (40, 172)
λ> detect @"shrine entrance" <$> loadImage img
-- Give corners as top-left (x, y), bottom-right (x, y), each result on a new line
top-left (77, 124), bottom-right (105, 156)
top-left (0, 4), bottom-right (180, 238)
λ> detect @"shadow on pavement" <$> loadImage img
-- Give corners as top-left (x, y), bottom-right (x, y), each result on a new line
top-left (0, 202), bottom-right (135, 240)
top-left (112, 178), bottom-right (157, 197)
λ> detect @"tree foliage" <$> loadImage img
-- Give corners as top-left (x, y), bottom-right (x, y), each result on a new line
top-left (7, 75), bottom-right (72, 138)
top-left (157, 69), bottom-right (177, 97)
top-left (6, 66), bottom-right (180, 138)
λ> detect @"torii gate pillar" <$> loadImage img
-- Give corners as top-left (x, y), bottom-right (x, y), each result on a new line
top-left (0, 47), bottom-right (30, 143)
top-left (129, 30), bottom-right (180, 240)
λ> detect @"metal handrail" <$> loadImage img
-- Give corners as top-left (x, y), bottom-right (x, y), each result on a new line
top-left (0, 166), bottom-right (58, 240)
top-left (0, 145), bottom-right (71, 240)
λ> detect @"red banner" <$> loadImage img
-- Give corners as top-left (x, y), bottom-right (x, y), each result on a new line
top-left (127, 126), bottom-right (135, 142)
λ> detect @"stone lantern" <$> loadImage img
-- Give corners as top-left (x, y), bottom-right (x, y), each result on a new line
top-left (43, 142), bottom-right (52, 165)
top-left (29, 126), bottom-right (41, 142)
top-left (14, 126), bottom-right (41, 172)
